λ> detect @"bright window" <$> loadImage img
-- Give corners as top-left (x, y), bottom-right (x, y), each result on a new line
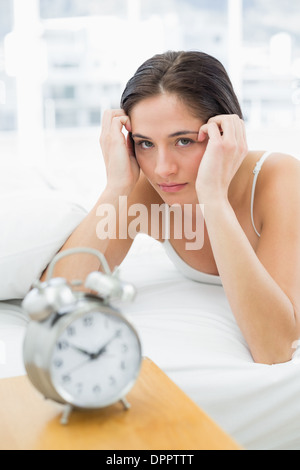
top-left (1, 0), bottom-right (300, 165)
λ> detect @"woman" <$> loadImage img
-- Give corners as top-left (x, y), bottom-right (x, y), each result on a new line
top-left (44, 51), bottom-right (300, 365)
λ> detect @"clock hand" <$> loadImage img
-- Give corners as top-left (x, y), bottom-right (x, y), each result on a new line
top-left (63, 335), bottom-right (119, 377)
top-left (62, 346), bottom-right (116, 378)
top-left (68, 343), bottom-right (94, 359)
top-left (93, 330), bottom-right (121, 359)
top-left (64, 357), bottom-right (92, 377)
top-left (61, 333), bottom-right (121, 382)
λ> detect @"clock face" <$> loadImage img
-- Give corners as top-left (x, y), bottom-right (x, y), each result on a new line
top-left (49, 309), bottom-right (142, 408)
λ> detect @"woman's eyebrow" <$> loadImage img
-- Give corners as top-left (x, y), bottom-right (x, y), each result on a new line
top-left (132, 131), bottom-right (199, 139)
top-left (131, 133), bottom-right (151, 140)
top-left (168, 131), bottom-right (199, 137)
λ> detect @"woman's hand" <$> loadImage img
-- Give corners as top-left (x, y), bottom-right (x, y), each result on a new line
top-left (100, 109), bottom-right (140, 195)
top-left (196, 115), bottom-right (248, 204)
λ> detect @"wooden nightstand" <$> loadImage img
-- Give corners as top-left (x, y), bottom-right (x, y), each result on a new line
top-left (0, 357), bottom-right (241, 450)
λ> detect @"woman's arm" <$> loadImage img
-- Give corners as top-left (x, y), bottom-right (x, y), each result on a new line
top-left (197, 116), bottom-right (300, 364)
top-left (40, 187), bottom-right (133, 282)
top-left (41, 110), bottom-right (140, 282)
top-left (203, 198), bottom-right (299, 365)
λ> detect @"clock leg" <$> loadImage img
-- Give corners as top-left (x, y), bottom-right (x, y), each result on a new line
top-left (60, 404), bottom-right (73, 425)
top-left (120, 397), bottom-right (131, 410)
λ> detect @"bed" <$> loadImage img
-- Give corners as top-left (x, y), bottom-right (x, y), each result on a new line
top-left (1, 166), bottom-right (300, 450)
top-left (116, 235), bottom-right (300, 450)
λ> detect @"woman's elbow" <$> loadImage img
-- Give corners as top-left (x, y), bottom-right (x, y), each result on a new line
top-left (252, 341), bottom-right (296, 365)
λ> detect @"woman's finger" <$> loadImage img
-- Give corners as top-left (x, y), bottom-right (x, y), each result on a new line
top-left (101, 109), bottom-right (127, 135)
top-left (208, 115), bottom-right (238, 140)
top-left (198, 121), bottom-right (223, 143)
top-left (239, 118), bottom-right (248, 148)
top-left (110, 115), bottom-right (132, 139)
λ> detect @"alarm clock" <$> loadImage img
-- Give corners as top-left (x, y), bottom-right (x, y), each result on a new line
top-left (22, 247), bottom-right (142, 425)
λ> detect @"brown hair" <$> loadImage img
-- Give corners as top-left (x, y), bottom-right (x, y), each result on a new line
top-left (120, 50), bottom-right (243, 122)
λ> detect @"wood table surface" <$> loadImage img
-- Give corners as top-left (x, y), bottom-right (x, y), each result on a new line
top-left (0, 357), bottom-right (241, 450)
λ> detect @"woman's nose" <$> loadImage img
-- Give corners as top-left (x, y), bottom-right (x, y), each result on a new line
top-left (154, 149), bottom-right (178, 178)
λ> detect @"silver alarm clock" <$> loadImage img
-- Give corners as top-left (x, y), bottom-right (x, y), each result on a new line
top-left (22, 248), bottom-right (142, 425)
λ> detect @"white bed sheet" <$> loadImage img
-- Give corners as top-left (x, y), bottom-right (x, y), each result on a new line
top-left (1, 234), bottom-right (300, 450)
top-left (117, 235), bottom-right (300, 450)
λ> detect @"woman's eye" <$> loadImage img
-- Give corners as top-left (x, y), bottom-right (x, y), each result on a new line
top-left (138, 141), bottom-right (153, 149)
top-left (177, 138), bottom-right (193, 147)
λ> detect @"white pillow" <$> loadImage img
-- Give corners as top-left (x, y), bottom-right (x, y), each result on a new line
top-left (0, 165), bottom-right (55, 195)
top-left (0, 189), bottom-right (87, 300)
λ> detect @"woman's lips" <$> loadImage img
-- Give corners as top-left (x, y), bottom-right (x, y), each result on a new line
top-left (158, 183), bottom-right (188, 193)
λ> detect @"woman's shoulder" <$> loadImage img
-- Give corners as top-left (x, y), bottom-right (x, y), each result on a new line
top-left (254, 150), bottom-right (300, 190)
top-left (242, 150), bottom-right (300, 189)
top-left (246, 149), bottom-right (300, 171)
top-left (253, 150), bottom-right (300, 221)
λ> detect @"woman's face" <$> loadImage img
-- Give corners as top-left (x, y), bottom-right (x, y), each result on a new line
top-left (130, 93), bottom-right (207, 205)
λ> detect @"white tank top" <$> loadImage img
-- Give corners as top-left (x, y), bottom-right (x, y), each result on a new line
top-left (163, 151), bottom-right (273, 285)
